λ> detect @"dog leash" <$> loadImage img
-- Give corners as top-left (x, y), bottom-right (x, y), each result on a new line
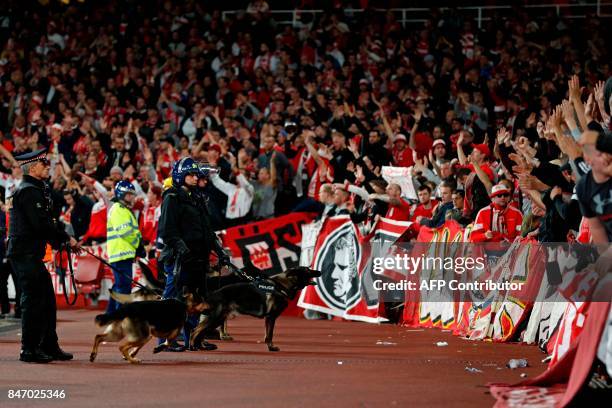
top-left (80, 247), bottom-right (163, 296)
top-left (225, 261), bottom-right (292, 299)
top-left (55, 242), bottom-right (79, 306)
top-left (225, 261), bottom-right (256, 282)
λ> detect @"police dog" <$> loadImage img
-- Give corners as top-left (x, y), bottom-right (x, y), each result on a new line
top-left (89, 292), bottom-right (208, 364)
top-left (109, 288), bottom-right (161, 303)
top-left (190, 266), bottom-right (321, 352)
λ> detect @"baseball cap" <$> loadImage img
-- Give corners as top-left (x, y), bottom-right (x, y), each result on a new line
top-left (472, 143), bottom-right (490, 157)
top-left (490, 183), bottom-right (510, 198)
top-left (432, 139), bottom-right (446, 148)
top-left (393, 133), bottom-right (407, 143)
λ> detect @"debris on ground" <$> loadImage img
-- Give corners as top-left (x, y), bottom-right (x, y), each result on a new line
top-left (507, 359), bottom-right (529, 369)
top-left (465, 367), bottom-right (483, 373)
top-left (376, 341), bottom-right (397, 346)
top-left (436, 341), bottom-right (448, 347)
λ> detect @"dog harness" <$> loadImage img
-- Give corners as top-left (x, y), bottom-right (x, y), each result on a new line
top-left (253, 277), bottom-right (291, 299)
top-left (228, 263), bottom-right (292, 299)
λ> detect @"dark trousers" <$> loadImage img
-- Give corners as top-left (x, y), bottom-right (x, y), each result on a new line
top-left (0, 258), bottom-right (20, 315)
top-left (178, 256), bottom-right (209, 295)
top-left (9, 256), bottom-right (58, 351)
top-left (158, 262), bottom-right (197, 345)
top-left (106, 259), bottom-right (133, 313)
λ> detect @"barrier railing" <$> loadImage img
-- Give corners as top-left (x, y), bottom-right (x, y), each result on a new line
top-left (222, 2), bottom-right (612, 28)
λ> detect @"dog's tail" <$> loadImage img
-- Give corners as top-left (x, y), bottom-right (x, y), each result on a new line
top-left (109, 289), bottom-right (140, 304)
top-left (95, 308), bottom-right (127, 327)
top-left (109, 289), bottom-right (133, 304)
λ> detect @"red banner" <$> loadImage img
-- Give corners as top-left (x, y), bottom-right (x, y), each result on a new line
top-left (299, 216), bottom-right (412, 323)
top-left (220, 212), bottom-right (317, 273)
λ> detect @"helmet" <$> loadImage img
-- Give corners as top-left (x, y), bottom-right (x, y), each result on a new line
top-left (198, 162), bottom-right (219, 179)
top-left (172, 157), bottom-right (200, 186)
top-left (115, 180), bottom-right (136, 201)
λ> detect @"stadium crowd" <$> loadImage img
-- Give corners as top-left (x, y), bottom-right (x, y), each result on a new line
top-left (1, 0), bottom-right (612, 315)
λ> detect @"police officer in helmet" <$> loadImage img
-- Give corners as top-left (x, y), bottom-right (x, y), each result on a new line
top-left (106, 180), bottom-right (143, 313)
top-left (161, 160), bottom-right (229, 287)
top-left (159, 157), bottom-right (222, 350)
top-left (7, 148), bottom-right (80, 363)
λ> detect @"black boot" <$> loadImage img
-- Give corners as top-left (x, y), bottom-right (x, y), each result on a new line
top-left (189, 340), bottom-right (218, 351)
top-left (43, 346), bottom-right (73, 361)
top-left (20, 348), bottom-right (53, 363)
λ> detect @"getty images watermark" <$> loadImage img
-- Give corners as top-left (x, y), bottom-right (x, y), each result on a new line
top-left (371, 253), bottom-right (525, 292)
top-left (357, 242), bottom-right (612, 303)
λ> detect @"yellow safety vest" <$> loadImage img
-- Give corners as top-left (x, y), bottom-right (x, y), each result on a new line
top-left (106, 201), bottom-right (141, 263)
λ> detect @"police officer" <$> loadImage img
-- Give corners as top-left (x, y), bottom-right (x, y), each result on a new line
top-left (106, 180), bottom-right (144, 313)
top-left (7, 148), bottom-right (79, 363)
top-left (159, 157), bottom-right (221, 350)
top-left (159, 157), bottom-right (212, 293)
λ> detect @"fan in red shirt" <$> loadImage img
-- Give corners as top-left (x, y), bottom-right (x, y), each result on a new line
top-left (470, 184), bottom-right (523, 243)
top-left (157, 137), bottom-right (180, 179)
top-left (368, 183), bottom-right (412, 221)
top-left (304, 134), bottom-right (334, 201)
top-left (411, 185), bottom-right (439, 222)
top-left (139, 185), bottom-right (162, 251)
top-left (408, 184), bottom-right (439, 235)
top-left (391, 133), bottom-right (414, 167)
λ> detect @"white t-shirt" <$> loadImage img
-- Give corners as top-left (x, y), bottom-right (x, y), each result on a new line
top-left (0, 173), bottom-right (21, 202)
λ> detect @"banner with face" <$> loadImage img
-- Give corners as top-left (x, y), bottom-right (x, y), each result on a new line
top-left (298, 215), bottom-right (412, 323)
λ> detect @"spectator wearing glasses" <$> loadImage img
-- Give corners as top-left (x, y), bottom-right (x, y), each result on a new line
top-left (470, 183), bottom-right (523, 243)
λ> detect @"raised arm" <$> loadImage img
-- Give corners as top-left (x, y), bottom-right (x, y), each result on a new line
top-left (368, 192), bottom-right (401, 206)
top-left (304, 132), bottom-right (324, 167)
top-left (568, 75), bottom-right (587, 131)
top-left (409, 108), bottom-right (423, 151)
top-left (210, 173), bottom-right (237, 197)
top-left (269, 153), bottom-right (278, 188)
top-left (472, 160), bottom-right (493, 194)
top-left (457, 132), bottom-right (468, 166)
top-left (0, 144), bottom-right (17, 166)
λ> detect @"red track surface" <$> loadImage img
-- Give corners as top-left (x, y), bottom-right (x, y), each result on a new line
top-left (0, 310), bottom-right (546, 407)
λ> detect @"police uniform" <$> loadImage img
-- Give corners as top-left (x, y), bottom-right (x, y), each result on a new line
top-left (159, 183), bottom-right (216, 293)
top-left (158, 159), bottom-right (222, 351)
top-left (158, 160), bottom-right (228, 294)
top-left (7, 148), bottom-right (73, 363)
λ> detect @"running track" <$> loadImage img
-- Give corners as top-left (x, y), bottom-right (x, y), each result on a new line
top-left (0, 310), bottom-right (546, 407)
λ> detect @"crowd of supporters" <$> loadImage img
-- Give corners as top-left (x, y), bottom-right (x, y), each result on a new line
top-left (0, 0), bottom-right (611, 284)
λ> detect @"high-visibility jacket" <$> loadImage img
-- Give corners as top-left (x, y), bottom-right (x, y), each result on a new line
top-left (107, 201), bottom-right (141, 263)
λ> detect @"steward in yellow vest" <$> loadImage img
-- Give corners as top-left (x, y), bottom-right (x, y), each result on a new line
top-left (105, 180), bottom-right (143, 313)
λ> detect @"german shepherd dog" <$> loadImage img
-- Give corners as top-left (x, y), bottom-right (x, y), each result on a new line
top-left (190, 266), bottom-right (321, 352)
top-left (89, 292), bottom-right (208, 363)
top-left (109, 288), bottom-right (161, 303)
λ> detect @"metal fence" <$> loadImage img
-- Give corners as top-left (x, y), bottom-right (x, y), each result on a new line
top-left (222, 2), bottom-right (612, 28)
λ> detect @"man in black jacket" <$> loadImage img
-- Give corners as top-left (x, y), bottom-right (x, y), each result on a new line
top-left (7, 148), bottom-right (79, 363)
top-left (158, 158), bottom-right (225, 351)
top-left (158, 157), bottom-right (224, 296)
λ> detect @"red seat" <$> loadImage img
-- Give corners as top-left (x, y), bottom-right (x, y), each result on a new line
top-left (74, 254), bottom-right (104, 295)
